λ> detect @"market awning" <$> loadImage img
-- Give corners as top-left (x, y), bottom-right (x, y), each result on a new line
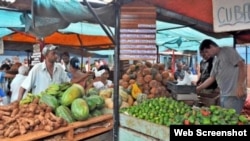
top-left (3, 32), bottom-right (113, 49)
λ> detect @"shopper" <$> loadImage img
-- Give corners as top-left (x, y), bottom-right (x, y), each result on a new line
top-left (18, 44), bottom-right (70, 100)
top-left (60, 51), bottom-right (70, 72)
top-left (196, 50), bottom-right (218, 92)
top-left (197, 39), bottom-right (246, 114)
top-left (93, 64), bottom-right (113, 91)
top-left (174, 62), bottom-right (185, 80)
top-left (10, 65), bottom-right (29, 103)
top-left (69, 57), bottom-right (93, 89)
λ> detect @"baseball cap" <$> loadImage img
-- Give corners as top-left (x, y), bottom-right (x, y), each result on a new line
top-left (42, 44), bottom-right (58, 56)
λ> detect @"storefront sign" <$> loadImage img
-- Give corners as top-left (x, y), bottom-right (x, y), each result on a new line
top-left (120, 1), bottom-right (157, 60)
top-left (0, 38), bottom-right (3, 54)
top-left (213, 0), bottom-right (250, 32)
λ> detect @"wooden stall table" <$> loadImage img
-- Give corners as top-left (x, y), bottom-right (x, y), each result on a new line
top-left (1, 114), bottom-right (113, 141)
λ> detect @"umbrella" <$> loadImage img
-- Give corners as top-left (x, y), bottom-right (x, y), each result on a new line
top-left (2, 31), bottom-right (113, 50)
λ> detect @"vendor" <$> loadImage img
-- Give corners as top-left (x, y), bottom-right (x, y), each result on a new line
top-left (18, 44), bottom-right (70, 99)
top-left (93, 65), bottom-right (113, 91)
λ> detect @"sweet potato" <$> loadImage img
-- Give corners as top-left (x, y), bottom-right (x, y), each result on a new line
top-left (0, 111), bottom-right (11, 116)
top-left (17, 119), bottom-right (27, 135)
top-left (4, 125), bottom-right (15, 137)
top-left (11, 109), bottom-right (19, 117)
top-left (8, 129), bottom-right (20, 138)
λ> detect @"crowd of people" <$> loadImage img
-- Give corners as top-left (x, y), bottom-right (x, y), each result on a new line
top-left (1, 41), bottom-right (248, 114)
top-left (0, 44), bottom-right (113, 105)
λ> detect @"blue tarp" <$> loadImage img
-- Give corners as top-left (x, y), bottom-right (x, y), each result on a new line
top-left (0, 8), bottom-right (233, 54)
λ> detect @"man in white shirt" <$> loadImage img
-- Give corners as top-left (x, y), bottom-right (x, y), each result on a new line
top-left (10, 65), bottom-right (29, 102)
top-left (18, 44), bottom-right (70, 100)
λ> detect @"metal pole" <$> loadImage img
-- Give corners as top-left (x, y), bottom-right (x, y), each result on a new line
top-left (83, 0), bottom-right (116, 45)
top-left (113, 0), bottom-right (121, 140)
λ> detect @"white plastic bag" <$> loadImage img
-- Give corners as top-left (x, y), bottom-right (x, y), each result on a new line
top-left (177, 71), bottom-right (192, 85)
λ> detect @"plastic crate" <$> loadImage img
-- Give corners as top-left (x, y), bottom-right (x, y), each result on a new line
top-left (166, 81), bottom-right (196, 94)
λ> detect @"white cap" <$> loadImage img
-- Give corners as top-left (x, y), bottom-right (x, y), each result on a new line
top-left (42, 44), bottom-right (58, 56)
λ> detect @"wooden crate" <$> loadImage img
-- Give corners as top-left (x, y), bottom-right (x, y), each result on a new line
top-left (1, 114), bottom-right (113, 141)
top-left (120, 113), bottom-right (169, 141)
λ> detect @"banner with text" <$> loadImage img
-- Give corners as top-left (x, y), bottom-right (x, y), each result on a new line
top-left (212, 0), bottom-right (250, 32)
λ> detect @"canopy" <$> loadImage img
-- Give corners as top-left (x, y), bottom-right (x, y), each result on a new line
top-left (3, 32), bottom-right (113, 49)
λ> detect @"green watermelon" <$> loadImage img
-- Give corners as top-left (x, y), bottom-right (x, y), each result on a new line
top-left (87, 95), bottom-right (105, 109)
top-left (71, 98), bottom-right (89, 121)
top-left (85, 97), bottom-right (97, 111)
top-left (86, 87), bottom-right (99, 97)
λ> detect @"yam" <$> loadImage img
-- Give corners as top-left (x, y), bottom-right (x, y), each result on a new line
top-left (11, 109), bottom-right (19, 117)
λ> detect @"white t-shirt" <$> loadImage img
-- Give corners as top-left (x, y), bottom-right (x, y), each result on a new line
top-left (93, 80), bottom-right (113, 91)
top-left (21, 62), bottom-right (70, 95)
top-left (10, 74), bottom-right (27, 102)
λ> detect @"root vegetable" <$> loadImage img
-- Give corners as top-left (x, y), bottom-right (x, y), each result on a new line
top-left (11, 109), bottom-right (19, 117)
top-left (2, 116), bottom-right (15, 125)
top-left (0, 111), bottom-right (11, 116)
top-left (17, 119), bottom-right (27, 135)
top-left (4, 125), bottom-right (15, 137)
top-left (21, 118), bottom-right (35, 127)
top-left (28, 103), bottom-right (37, 112)
top-left (0, 124), bottom-right (5, 130)
top-left (44, 125), bottom-right (54, 132)
top-left (8, 129), bottom-right (20, 138)
top-left (49, 113), bottom-right (63, 124)
top-left (0, 130), bottom-right (4, 136)
top-left (32, 97), bottom-right (40, 104)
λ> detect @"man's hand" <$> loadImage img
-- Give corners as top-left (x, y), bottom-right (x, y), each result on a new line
top-left (196, 85), bottom-right (203, 93)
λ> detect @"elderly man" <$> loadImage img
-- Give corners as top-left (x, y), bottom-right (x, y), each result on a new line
top-left (18, 44), bottom-right (70, 100)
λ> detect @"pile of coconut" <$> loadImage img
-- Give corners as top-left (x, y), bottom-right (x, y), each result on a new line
top-left (119, 61), bottom-right (175, 100)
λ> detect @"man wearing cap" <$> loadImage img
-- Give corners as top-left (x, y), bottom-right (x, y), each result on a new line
top-left (18, 44), bottom-right (70, 100)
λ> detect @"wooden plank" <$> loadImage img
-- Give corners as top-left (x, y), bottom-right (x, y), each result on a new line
top-left (121, 13), bottom-right (156, 19)
top-left (74, 119), bottom-right (113, 141)
top-left (120, 19), bottom-right (156, 24)
top-left (121, 6), bottom-right (155, 11)
top-left (1, 114), bottom-right (113, 141)
top-left (119, 127), bottom-right (159, 141)
top-left (120, 114), bottom-right (170, 141)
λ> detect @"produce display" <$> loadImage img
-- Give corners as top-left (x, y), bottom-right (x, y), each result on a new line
top-left (120, 97), bottom-right (250, 126)
top-left (119, 62), bottom-right (174, 100)
top-left (0, 98), bottom-right (67, 138)
top-left (99, 62), bottom-right (175, 109)
top-left (0, 82), bottom-right (107, 139)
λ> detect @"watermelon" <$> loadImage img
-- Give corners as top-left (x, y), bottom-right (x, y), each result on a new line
top-left (87, 95), bottom-right (105, 109)
top-left (71, 98), bottom-right (89, 121)
top-left (86, 87), bottom-right (99, 97)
